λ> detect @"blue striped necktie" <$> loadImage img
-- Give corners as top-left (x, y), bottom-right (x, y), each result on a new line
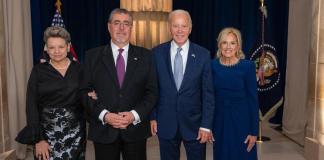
top-left (174, 47), bottom-right (183, 90)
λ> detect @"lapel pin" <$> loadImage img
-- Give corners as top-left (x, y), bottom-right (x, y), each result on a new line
top-left (134, 57), bottom-right (138, 61)
top-left (191, 54), bottom-right (195, 58)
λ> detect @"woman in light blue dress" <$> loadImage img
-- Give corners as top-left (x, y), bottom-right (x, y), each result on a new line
top-left (212, 27), bottom-right (259, 160)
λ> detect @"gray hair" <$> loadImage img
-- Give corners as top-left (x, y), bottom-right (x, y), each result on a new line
top-left (168, 9), bottom-right (192, 28)
top-left (43, 26), bottom-right (71, 44)
top-left (108, 8), bottom-right (133, 23)
top-left (216, 27), bottom-right (245, 59)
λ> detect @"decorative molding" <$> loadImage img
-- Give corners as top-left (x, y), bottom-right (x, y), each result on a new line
top-left (121, 0), bottom-right (172, 49)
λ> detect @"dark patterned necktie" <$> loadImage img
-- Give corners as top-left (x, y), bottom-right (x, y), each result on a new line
top-left (116, 48), bottom-right (125, 88)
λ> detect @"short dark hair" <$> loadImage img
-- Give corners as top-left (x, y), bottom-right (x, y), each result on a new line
top-left (43, 26), bottom-right (71, 44)
top-left (108, 8), bottom-right (133, 23)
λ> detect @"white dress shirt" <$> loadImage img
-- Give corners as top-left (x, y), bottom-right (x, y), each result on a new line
top-left (170, 40), bottom-right (210, 133)
top-left (170, 40), bottom-right (189, 75)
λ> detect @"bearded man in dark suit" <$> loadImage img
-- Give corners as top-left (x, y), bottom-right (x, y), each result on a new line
top-left (82, 8), bottom-right (158, 160)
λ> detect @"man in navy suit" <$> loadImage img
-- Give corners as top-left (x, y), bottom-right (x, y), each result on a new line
top-left (150, 9), bottom-right (215, 160)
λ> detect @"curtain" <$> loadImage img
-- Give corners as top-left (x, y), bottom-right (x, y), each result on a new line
top-left (30, 0), bottom-right (290, 146)
top-left (31, 0), bottom-right (289, 62)
top-left (30, 0), bottom-right (290, 138)
top-left (282, 0), bottom-right (312, 146)
top-left (0, 0), bottom-right (9, 153)
top-left (30, 0), bottom-right (120, 63)
top-left (172, 0), bottom-right (260, 56)
top-left (2, 0), bottom-right (33, 158)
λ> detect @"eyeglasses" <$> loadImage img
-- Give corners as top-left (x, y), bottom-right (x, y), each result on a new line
top-left (111, 20), bottom-right (132, 28)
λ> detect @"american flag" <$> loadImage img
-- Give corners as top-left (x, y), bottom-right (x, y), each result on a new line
top-left (51, 9), bottom-right (65, 28)
top-left (45, 8), bottom-right (78, 61)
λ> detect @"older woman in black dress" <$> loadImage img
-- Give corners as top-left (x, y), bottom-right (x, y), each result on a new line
top-left (16, 26), bottom-right (86, 160)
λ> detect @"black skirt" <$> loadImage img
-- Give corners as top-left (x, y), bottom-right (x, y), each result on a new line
top-left (40, 107), bottom-right (86, 160)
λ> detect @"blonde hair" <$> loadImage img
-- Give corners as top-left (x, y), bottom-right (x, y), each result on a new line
top-left (216, 27), bottom-right (245, 59)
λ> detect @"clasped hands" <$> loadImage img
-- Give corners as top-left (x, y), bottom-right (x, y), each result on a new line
top-left (104, 112), bottom-right (135, 129)
top-left (87, 91), bottom-right (135, 129)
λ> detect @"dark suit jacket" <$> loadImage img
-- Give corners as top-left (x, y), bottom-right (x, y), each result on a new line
top-left (82, 43), bottom-right (158, 143)
top-left (151, 41), bottom-right (215, 140)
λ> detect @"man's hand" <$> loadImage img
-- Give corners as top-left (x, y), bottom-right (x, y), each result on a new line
top-left (196, 129), bottom-right (213, 144)
top-left (150, 120), bottom-right (158, 136)
top-left (118, 112), bottom-right (135, 129)
top-left (207, 132), bottom-right (215, 144)
top-left (87, 90), bottom-right (98, 100)
top-left (35, 140), bottom-right (50, 160)
top-left (244, 135), bottom-right (257, 152)
top-left (104, 112), bottom-right (128, 128)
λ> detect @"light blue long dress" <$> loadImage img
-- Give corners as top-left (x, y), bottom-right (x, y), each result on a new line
top-left (212, 59), bottom-right (258, 160)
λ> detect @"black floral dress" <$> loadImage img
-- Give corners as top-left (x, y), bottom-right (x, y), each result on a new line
top-left (16, 61), bottom-right (86, 160)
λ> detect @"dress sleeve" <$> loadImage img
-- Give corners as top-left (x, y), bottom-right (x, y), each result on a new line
top-left (15, 67), bottom-right (44, 144)
top-left (245, 61), bottom-right (259, 136)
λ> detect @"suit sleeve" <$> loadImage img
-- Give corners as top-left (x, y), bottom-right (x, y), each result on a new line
top-left (133, 52), bottom-right (159, 121)
top-left (80, 51), bottom-right (107, 121)
top-left (245, 61), bottom-right (259, 136)
top-left (200, 56), bottom-right (215, 130)
top-left (150, 51), bottom-right (158, 121)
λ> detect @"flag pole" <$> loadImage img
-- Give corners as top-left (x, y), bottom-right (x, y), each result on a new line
top-left (55, 0), bottom-right (79, 61)
top-left (257, 0), bottom-right (271, 143)
top-left (55, 0), bottom-right (62, 14)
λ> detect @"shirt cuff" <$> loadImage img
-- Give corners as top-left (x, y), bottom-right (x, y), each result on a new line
top-left (99, 109), bottom-right (109, 125)
top-left (199, 127), bottom-right (211, 132)
top-left (130, 110), bottom-right (141, 125)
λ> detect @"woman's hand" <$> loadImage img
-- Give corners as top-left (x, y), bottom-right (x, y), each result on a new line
top-left (244, 135), bottom-right (257, 152)
top-left (35, 140), bottom-right (50, 160)
top-left (150, 120), bottom-right (158, 136)
top-left (88, 90), bottom-right (98, 100)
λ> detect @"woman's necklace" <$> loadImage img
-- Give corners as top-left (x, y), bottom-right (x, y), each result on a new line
top-left (219, 57), bottom-right (240, 67)
top-left (49, 58), bottom-right (71, 70)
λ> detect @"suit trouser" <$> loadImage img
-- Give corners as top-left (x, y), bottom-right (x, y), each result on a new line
top-left (93, 138), bottom-right (147, 160)
top-left (158, 130), bottom-right (206, 160)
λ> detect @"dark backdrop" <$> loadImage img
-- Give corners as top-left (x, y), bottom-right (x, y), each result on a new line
top-left (30, 0), bottom-right (288, 63)
top-left (30, 0), bottom-right (289, 123)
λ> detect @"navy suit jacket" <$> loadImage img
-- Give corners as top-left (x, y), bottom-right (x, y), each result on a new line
top-left (151, 41), bottom-right (215, 140)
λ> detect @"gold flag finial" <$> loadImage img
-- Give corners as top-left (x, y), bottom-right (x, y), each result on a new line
top-left (55, 0), bottom-right (62, 13)
top-left (259, 0), bottom-right (267, 18)
top-left (260, 0), bottom-right (264, 7)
